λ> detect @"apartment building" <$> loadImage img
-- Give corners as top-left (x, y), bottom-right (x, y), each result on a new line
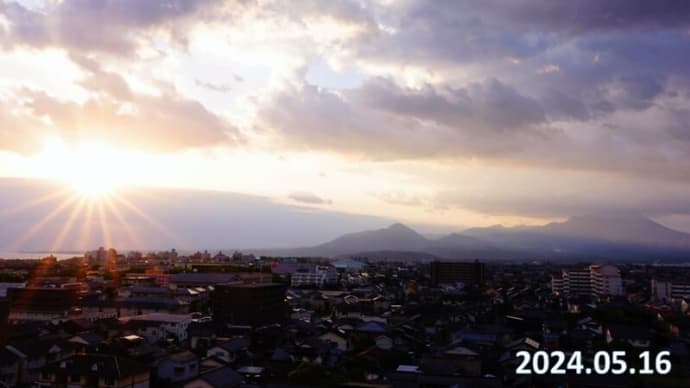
top-left (551, 264), bottom-right (623, 297)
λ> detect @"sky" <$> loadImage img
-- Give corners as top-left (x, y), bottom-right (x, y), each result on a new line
top-left (1, 0), bottom-right (690, 250)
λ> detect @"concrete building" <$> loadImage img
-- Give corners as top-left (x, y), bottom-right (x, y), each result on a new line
top-left (551, 264), bottom-right (623, 297)
top-left (211, 283), bottom-right (287, 326)
top-left (590, 264), bottom-right (624, 297)
top-left (430, 260), bottom-right (485, 287)
top-left (652, 279), bottom-right (690, 301)
top-left (291, 265), bottom-right (338, 288)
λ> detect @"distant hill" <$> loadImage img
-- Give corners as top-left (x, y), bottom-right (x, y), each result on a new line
top-left (264, 214), bottom-right (690, 261)
top-left (464, 213), bottom-right (690, 260)
top-left (262, 223), bottom-right (516, 260)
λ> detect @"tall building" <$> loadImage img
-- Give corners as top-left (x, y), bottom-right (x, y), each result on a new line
top-left (590, 264), bottom-right (624, 297)
top-left (551, 264), bottom-right (623, 297)
top-left (430, 260), bottom-right (485, 287)
top-left (652, 279), bottom-right (690, 301)
top-left (211, 283), bottom-right (287, 326)
top-left (290, 265), bottom-right (338, 287)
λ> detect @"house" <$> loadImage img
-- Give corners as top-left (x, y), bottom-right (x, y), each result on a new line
top-left (355, 321), bottom-right (387, 336)
top-left (120, 313), bottom-right (192, 342)
top-left (5, 287), bottom-right (79, 322)
top-left (188, 321), bottom-right (217, 352)
top-left (6, 337), bottom-right (76, 385)
top-left (68, 332), bottom-right (104, 353)
top-left (170, 274), bottom-right (238, 288)
top-left (318, 330), bottom-right (350, 352)
top-left (206, 337), bottom-right (250, 364)
top-left (36, 353), bottom-right (149, 388)
top-left (606, 325), bottom-right (651, 348)
top-left (542, 319), bottom-right (568, 348)
top-left (429, 346), bottom-right (482, 376)
top-left (157, 351), bottom-right (199, 384)
top-left (184, 366), bottom-right (243, 388)
top-left (236, 366), bottom-right (264, 385)
top-left (0, 347), bottom-right (21, 387)
top-left (117, 297), bottom-right (191, 316)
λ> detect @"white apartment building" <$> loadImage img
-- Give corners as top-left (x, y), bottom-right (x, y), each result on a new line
top-left (590, 264), bottom-right (624, 297)
top-left (291, 265), bottom-right (338, 287)
top-left (551, 264), bottom-right (623, 297)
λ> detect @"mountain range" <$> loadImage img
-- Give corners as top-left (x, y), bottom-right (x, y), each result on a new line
top-left (265, 214), bottom-right (690, 262)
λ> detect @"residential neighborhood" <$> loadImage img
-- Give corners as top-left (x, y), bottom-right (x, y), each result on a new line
top-left (0, 251), bottom-right (689, 387)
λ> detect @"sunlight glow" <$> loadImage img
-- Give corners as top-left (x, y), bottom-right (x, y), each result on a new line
top-left (35, 137), bottom-right (136, 198)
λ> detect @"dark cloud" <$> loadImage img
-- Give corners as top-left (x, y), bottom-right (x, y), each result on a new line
top-left (354, 77), bottom-right (545, 131)
top-left (355, 1), bottom-right (690, 66)
top-left (288, 191), bottom-right (333, 205)
top-left (495, 0), bottom-right (690, 34)
top-left (0, 0), bottom-right (219, 54)
top-left (254, 0), bottom-right (690, 184)
top-left (257, 77), bottom-right (560, 159)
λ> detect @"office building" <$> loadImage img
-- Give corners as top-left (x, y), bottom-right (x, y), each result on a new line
top-left (211, 283), bottom-right (287, 326)
top-left (430, 260), bottom-right (485, 287)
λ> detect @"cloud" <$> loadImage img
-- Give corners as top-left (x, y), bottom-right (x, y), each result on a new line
top-left (0, 0), bottom-right (219, 55)
top-left (352, 1), bottom-right (690, 67)
top-left (0, 62), bottom-right (241, 153)
top-left (257, 76), bottom-right (560, 159)
top-left (195, 79), bottom-right (233, 92)
top-left (22, 88), bottom-right (239, 152)
top-left (354, 77), bottom-right (545, 131)
top-left (536, 64), bottom-right (560, 75)
top-left (288, 191), bottom-right (333, 205)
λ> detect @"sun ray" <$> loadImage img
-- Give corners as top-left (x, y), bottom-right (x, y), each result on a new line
top-left (96, 200), bottom-right (113, 250)
top-left (11, 194), bottom-right (80, 251)
top-left (50, 196), bottom-right (87, 252)
top-left (0, 187), bottom-right (72, 218)
top-left (77, 199), bottom-right (96, 250)
top-left (103, 195), bottom-right (142, 249)
top-left (110, 194), bottom-right (187, 247)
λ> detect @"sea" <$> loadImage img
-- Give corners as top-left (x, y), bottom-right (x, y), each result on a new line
top-left (0, 251), bottom-right (83, 261)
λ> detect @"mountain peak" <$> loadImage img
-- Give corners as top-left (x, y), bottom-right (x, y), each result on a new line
top-left (567, 212), bottom-right (648, 223)
top-left (386, 222), bottom-right (415, 232)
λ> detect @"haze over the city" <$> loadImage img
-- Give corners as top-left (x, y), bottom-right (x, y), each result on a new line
top-left (2, 0), bottom-right (690, 251)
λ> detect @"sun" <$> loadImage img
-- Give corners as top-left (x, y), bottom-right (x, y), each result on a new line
top-left (34, 137), bottom-right (132, 198)
top-left (66, 170), bottom-right (120, 198)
